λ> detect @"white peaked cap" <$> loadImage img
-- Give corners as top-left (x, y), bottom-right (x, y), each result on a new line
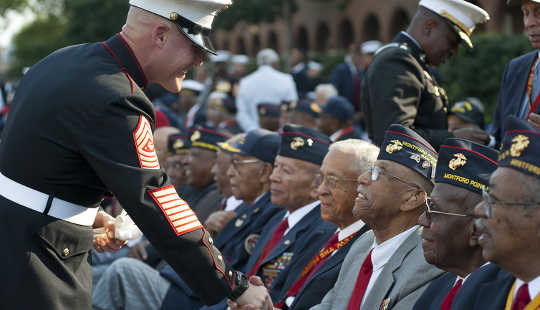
top-left (419, 0), bottom-right (490, 48)
top-left (231, 54), bottom-right (249, 64)
top-left (129, 0), bottom-right (232, 54)
top-left (361, 40), bottom-right (382, 55)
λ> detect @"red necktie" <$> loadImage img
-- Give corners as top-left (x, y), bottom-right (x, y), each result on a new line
top-left (281, 233), bottom-right (339, 303)
top-left (346, 249), bottom-right (373, 310)
top-left (247, 217), bottom-right (289, 277)
top-left (511, 283), bottom-right (531, 310)
top-left (440, 278), bottom-right (463, 310)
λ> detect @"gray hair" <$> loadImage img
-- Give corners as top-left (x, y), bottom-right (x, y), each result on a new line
top-left (328, 139), bottom-right (379, 174)
top-left (257, 48), bottom-right (280, 66)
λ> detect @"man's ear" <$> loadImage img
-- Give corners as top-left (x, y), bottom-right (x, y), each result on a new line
top-left (151, 24), bottom-right (170, 48)
top-left (259, 163), bottom-right (273, 182)
top-left (423, 18), bottom-right (437, 37)
top-left (400, 190), bottom-right (427, 212)
top-left (468, 220), bottom-right (480, 247)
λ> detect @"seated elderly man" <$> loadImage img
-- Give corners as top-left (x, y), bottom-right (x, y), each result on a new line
top-left (179, 126), bottom-right (230, 222)
top-left (268, 139), bottom-right (379, 310)
top-left (413, 138), bottom-right (499, 310)
top-left (286, 99), bottom-right (321, 130)
top-left (318, 96), bottom-right (362, 142)
top-left (472, 117), bottom-right (540, 310)
top-left (311, 124), bottom-right (444, 310)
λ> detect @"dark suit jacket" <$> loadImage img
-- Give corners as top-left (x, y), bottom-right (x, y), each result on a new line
top-left (362, 32), bottom-right (452, 150)
top-left (467, 264), bottom-right (514, 310)
top-left (330, 62), bottom-right (363, 108)
top-left (413, 272), bottom-right (457, 310)
top-left (492, 50), bottom-right (538, 145)
top-left (215, 192), bottom-right (284, 270)
top-left (281, 225), bottom-right (370, 310)
top-left (244, 204), bottom-right (336, 301)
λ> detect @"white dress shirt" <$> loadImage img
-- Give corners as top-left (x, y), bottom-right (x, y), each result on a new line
top-left (282, 200), bottom-right (319, 235)
top-left (223, 195), bottom-right (244, 212)
top-left (236, 65), bottom-right (298, 131)
top-left (360, 225), bottom-right (419, 308)
top-left (513, 276), bottom-right (540, 301)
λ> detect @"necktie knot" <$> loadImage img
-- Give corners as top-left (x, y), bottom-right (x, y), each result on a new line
top-left (512, 283), bottom-right (531, 310)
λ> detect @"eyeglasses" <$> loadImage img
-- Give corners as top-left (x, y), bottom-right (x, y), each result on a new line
top-left (368, 165), bottom-right (420, 189)
top-left (481, 185), bottom-right (540, 218)
top-left (231, 158), bottom-right (261, 170)
top-left (424, 197), bottom-right (469, 222)
top-left (314, 173), bottom-right (357, 190)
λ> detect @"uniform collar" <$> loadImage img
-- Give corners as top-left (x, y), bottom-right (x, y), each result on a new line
top-left (394, 31), bottom-right (427, 66)
top-left (338, 219), bottom-right (366, 241)
top-left (103, 33), bottom-right (148, 89)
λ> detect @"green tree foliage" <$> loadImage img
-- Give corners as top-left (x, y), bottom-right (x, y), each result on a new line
top-left (438, 33), bottom-right (533, 124)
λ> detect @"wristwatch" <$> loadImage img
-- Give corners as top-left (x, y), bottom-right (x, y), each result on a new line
top-left (228, 270), bottom-right (249, 301)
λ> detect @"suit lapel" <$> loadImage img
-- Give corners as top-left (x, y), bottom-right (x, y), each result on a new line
top-left (362, 227), bottom-right (420, 310)
top-left (510, 51), bottom-right (538, 116)
top-left (474, 272), bottom-right (514, 310)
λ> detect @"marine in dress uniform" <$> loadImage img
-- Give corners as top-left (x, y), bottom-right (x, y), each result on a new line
top-left (0, 1), bottom-right (251, 309)
top-left (362, 0), bottom-right (489, 150)
top-left (318, 96), bottom-right (362, 142)
top-left (473, 117), bottom-right (540, 310)
top-left (413, 138), bottom-right (499, 310)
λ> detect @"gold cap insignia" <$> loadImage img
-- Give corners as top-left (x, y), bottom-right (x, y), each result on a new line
top-left (216, 80), bottom-right (232, 93)
top-left (191, 130), bottom-right (201, 142)
top-left (290, 101), bottom-right (297, 109)
top-left (449, 153), bottom-right (467, 171)
top-left (410, 154), bottom-right (421, 163)
top-left (290, 137), bottom-right (305, 151)
top-left (385, 140), bottom-right (403, 154)
top-left (310, 103), bottom-right (322, 113)
top-left (510, 135), bottom-right (529, 157)
top-left (307, 138), bottom-right (314, 147)
top-left (173, 139), bottom-right (184, 150)
top-left (170, 12), bottom-right (179, 21)
top-left (235, 219), bottom-right (244, 227)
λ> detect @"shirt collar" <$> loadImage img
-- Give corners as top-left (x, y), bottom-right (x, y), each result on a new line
top-left (371, 225), bottom-right (418, 272)
top-left (330, 128), bottom-right (344, 142)
top-left (338, 219), bottom-right (366, 241)
top-left (401, 31), bottom-right (422, 50)
top-left (283, 200), bottom-right (319, 233)
top-left (514, 276), bottom-right (540, 301)
top-left (224, 195), bottom-right (244, 212)
top-left (103, 34), bottom-right (148, 89)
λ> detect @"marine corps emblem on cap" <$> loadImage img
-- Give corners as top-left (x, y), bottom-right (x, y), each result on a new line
top-left (235, 219), bottom-right (244, 227)
top-left (191, 130), bottom-right (201, 142)
top-left (422, 160), bottom-right (431, 169)
top-left (290, 137), bottom-right (305, 151)
top-left (173, 139), bottom-right (184, 149)
top-left (510, 135), bottom-right (529, 157)
top-left (410, 154), bottom-right (421, 163)
top-left (310, 103), bottom-right (322, 114)
top-left (307, 138), bottom-right (314, 147)
top-left (386, 140), bottom-right (403, 154)
top-left (449, 153), bottom-right (467, 170)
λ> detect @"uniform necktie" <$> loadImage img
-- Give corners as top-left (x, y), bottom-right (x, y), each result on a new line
top-left (247, 217), bottom-right (289, 277)
top-left (511, 283), bottom-right (531, 310)
top-left (440, 278), bottom-right (463, 310)
top-left (346, 249), bottom-right (373, 310)
top-left (353, 73), bottom-right (362, 111)
top-left (533, 62), bottom-right (540, 105)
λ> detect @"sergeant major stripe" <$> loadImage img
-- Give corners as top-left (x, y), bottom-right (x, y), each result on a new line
top-left (149, 185), bottom-right (203, 236)
top-left (133, 115), bottom-right (160, 169)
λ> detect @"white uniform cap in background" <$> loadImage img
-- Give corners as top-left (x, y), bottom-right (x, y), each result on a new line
top-left (307, 61), bottom-right (322, 72)
top-left (419, 0), bottom-right (489, 49)
top-left (210, 50), bottom-right (231, 63)
top-left (231, 54), bottom-right (249, 64)
top-left (181, 79), bottom-right (205, 93)
top-left (129, 0), bottom-right (232, 54)
top-left (361, 40), bottom-right (382, 55)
